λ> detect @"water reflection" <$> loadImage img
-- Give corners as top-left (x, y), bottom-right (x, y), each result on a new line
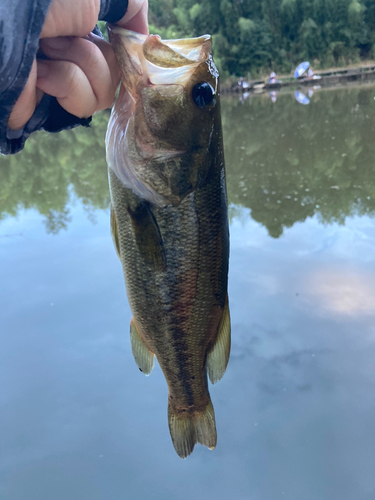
top-left (0, 111), bottom-right (110, 233)
top-left (268, 90), bottom-right (278, 103)
top-left (223, 85), bottom-right (375, 237)
top-left (2, 84), bottom-right (375, 499)
top-left (294, 90), bottom-right (310, 104)
top-left (2, 85), bottom-right (375, 239)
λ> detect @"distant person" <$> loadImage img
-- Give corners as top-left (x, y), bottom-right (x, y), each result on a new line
top-left (238, 76), bottom-right (244, 88)
top-left (268, 71), bottom-right (277, 84)
top-left (0, 0), bottom-right (148, 155)
top-left (307, 68), bottom-right (314, 79)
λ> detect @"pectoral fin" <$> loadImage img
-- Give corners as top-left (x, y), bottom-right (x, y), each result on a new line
top-left (110, 204), bottom-right (121, 259)
top-left (207, 295), bottom-right (231, 384)
top-left (130, 318), bottom-right (154, 375)
top-left (128, 201), bottom-right (166, 271)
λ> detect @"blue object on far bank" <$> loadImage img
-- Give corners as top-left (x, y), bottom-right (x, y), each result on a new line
top-left (294, 61), bottom-right (310, 78)
top-left (295, 91), bottom-right (310, 105)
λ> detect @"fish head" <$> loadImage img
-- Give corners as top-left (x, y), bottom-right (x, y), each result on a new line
top-left (106, 27), bottom-right (220, 206)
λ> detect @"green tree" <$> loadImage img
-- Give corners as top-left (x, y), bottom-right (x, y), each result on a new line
top-left (148, 0), bottom-right (375, 75)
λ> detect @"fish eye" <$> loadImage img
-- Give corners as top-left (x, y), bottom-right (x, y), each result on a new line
top-left (192, 82), bottom-right (215, 108)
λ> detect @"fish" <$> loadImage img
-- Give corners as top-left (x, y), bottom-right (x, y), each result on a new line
top-left (105, 26), bottom-right (230, 459)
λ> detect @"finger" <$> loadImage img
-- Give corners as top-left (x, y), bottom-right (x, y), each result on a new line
top-left (8, 60), bottom-right (44, 130)
top-left (36, 60), bottom-right (97, 118)
top-left (39, 36), bottom-right (120, 111)
top-left (85, 33), bottom-right (122, 87)
top-left (117, 0), bottom-right (149, 34)
top-left (41, 0), bottom-right (100, 38)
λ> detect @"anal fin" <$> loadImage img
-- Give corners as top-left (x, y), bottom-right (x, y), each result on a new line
top-left (207, 294), bottom-right (231, 384)
top-left (130, 318), bottom-right (154, 375)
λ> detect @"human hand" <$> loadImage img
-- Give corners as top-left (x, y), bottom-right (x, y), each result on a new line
top-left (8, 0), bottom-right (148, 130)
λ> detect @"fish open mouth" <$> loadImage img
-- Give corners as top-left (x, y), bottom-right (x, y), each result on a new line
top-left (107, 26), bottom-right (214, 90)
top-left (106, 27), bottom-right (219, 207)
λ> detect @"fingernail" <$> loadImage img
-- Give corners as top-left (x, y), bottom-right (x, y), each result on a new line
top-left (37, 60), bottom-right (49, 78)
top-left (42, 37), bottom-right (72, 50)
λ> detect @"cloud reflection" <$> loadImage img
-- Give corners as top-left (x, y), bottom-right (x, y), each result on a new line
top-left (308, 268), bottom-right (375, 316)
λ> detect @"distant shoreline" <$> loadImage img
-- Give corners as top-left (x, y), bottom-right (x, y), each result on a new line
top-left (221, 79), bottom-right (375, 103)
top-left (222, 63), bottom-right (375, 93)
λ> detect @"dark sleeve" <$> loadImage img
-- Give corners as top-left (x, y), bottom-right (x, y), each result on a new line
top-left (0, 0), bottom-right (129, 156)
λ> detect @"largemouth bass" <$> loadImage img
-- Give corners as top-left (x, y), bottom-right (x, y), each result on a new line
top-left (105, 26), bottom-right (230, 459)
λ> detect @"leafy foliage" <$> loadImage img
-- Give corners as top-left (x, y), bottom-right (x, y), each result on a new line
top-left (149, 0), bottom-right (374, 75)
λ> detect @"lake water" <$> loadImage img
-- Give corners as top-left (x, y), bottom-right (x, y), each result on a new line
top-left (1, 84), bottom-right (375, 500)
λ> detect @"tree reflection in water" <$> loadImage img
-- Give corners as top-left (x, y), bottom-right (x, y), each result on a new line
top-left (1, 85), bottom-right (375, 237)
top-left (223, 85), bottom-right (375, 237)
top-left (0, 111), bottom-right (111, 233)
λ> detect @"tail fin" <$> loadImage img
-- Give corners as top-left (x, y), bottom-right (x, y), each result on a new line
top-left (168, 399), bottom-right (217, 459)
